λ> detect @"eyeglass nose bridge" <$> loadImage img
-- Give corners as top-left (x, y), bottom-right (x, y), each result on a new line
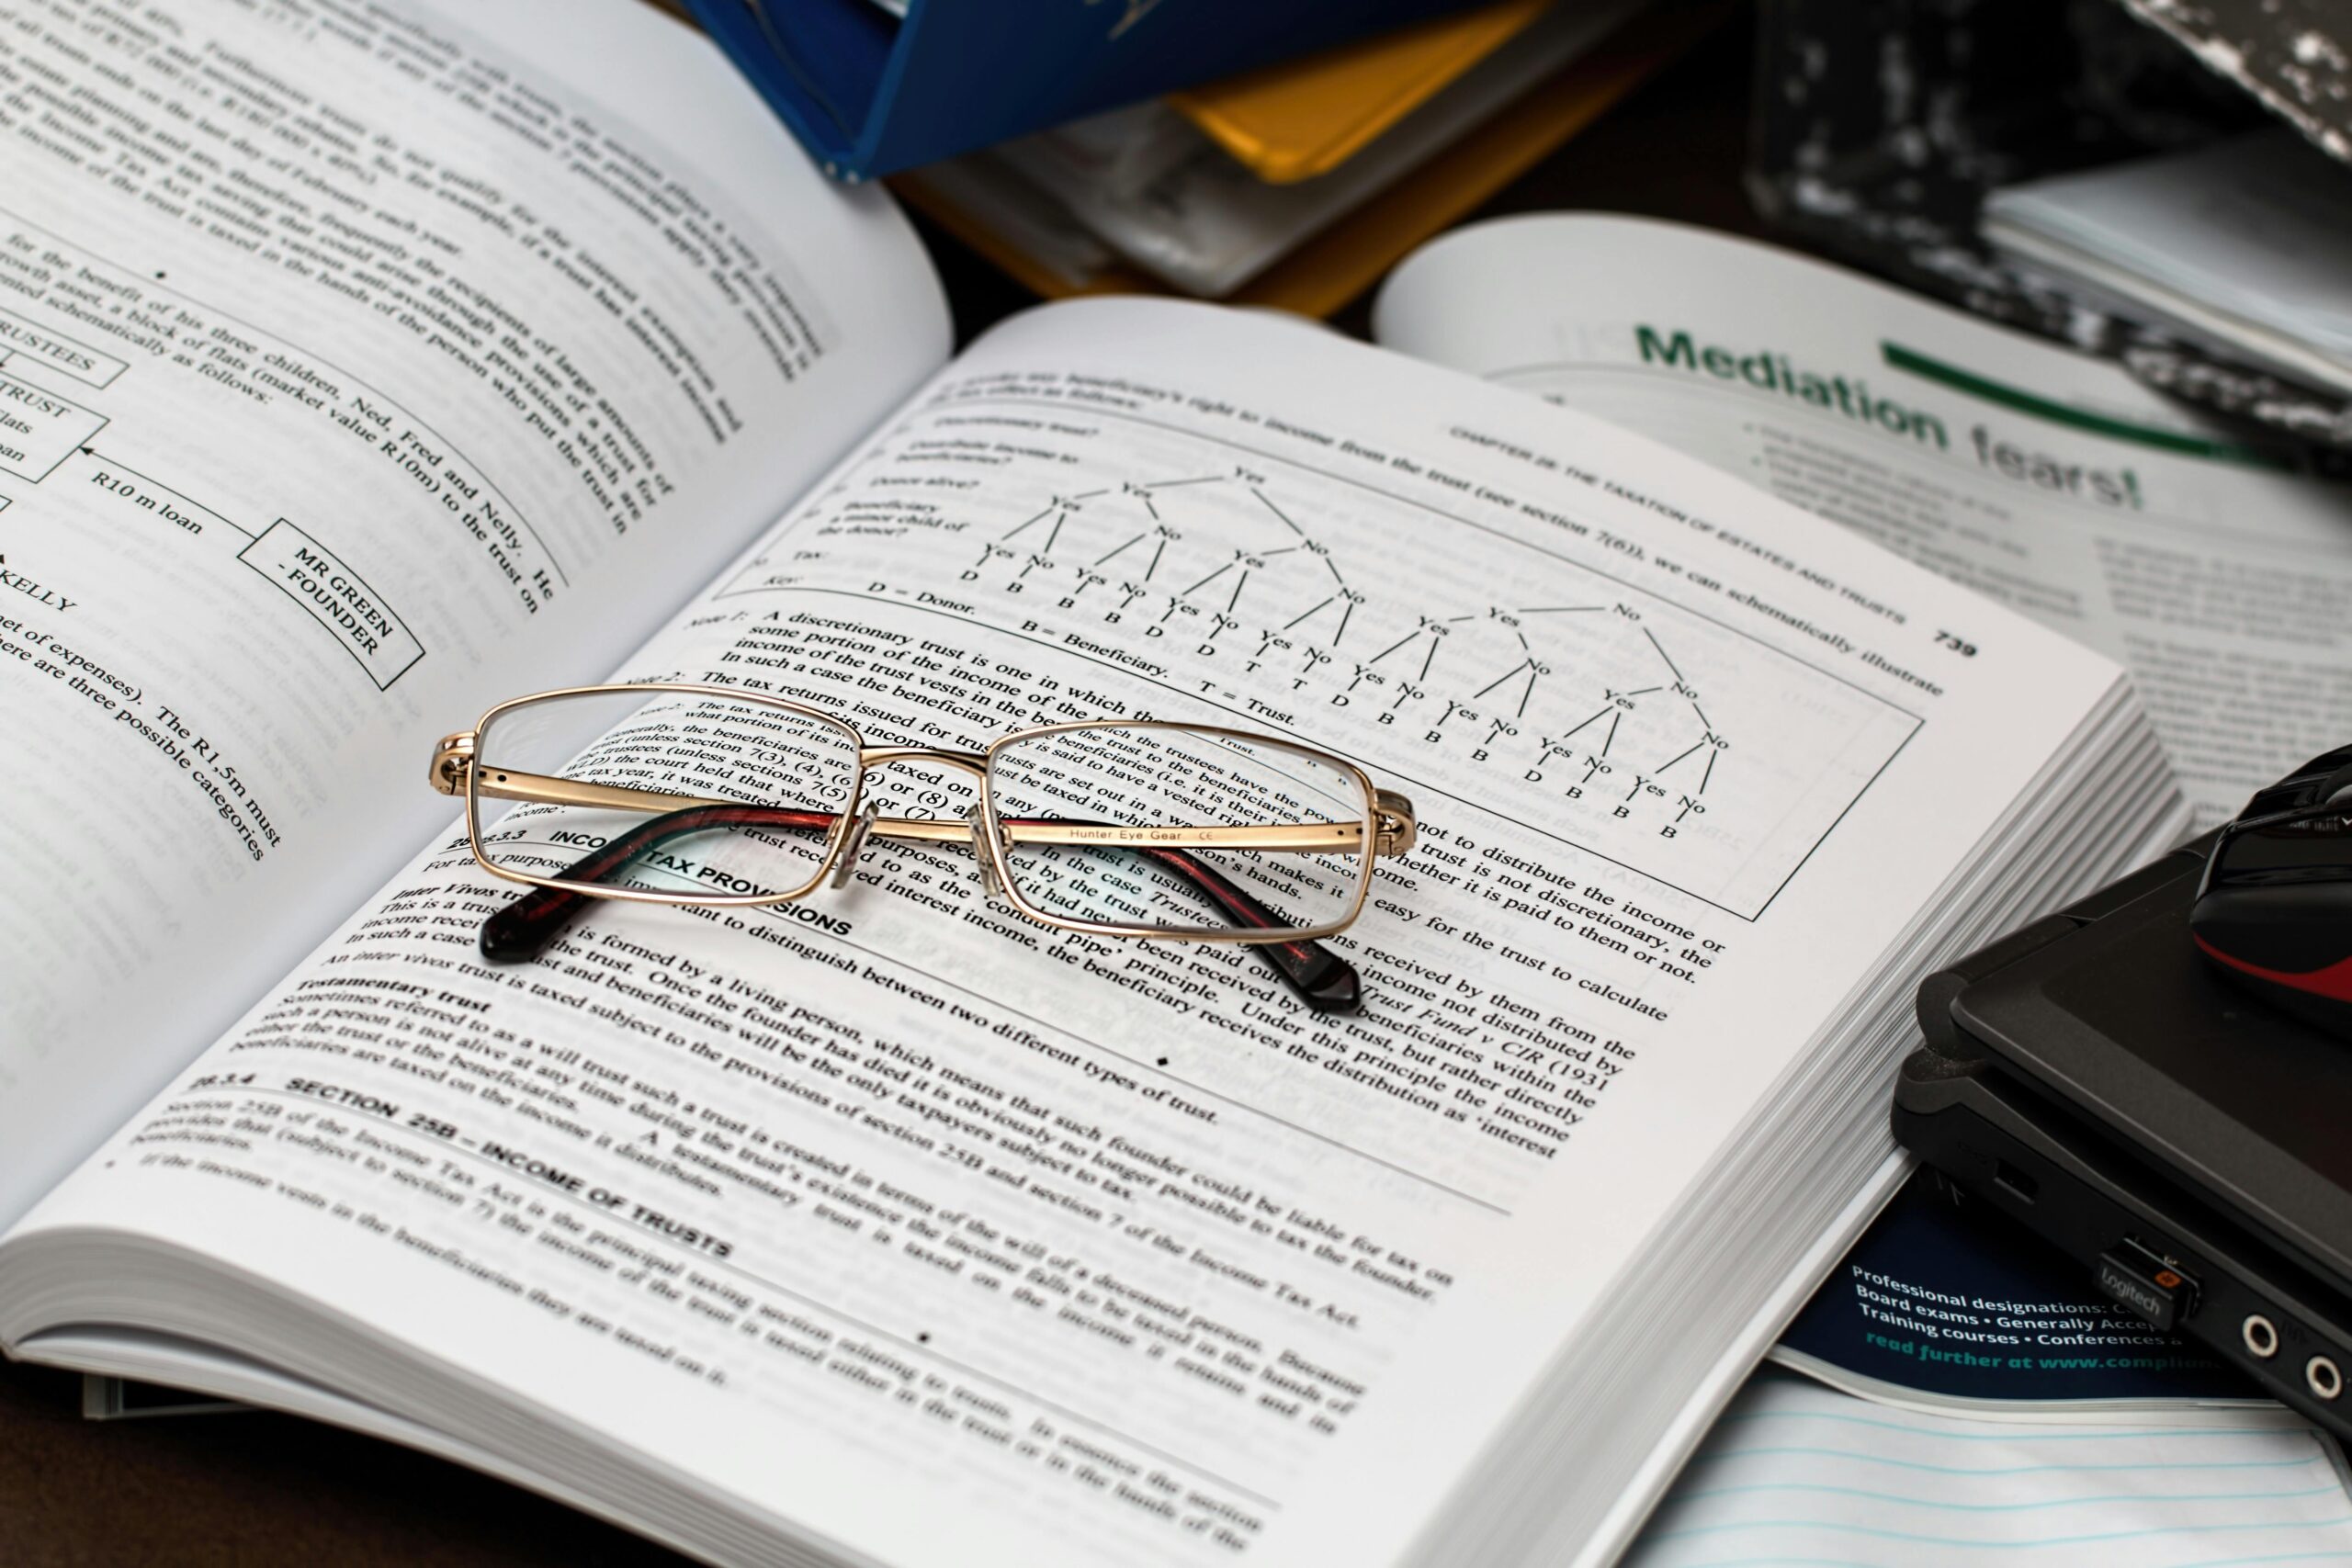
top-left (847, 746), bottom-right (1002, 897)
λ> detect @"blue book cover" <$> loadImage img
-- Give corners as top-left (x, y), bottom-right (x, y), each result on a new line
top-left (1776, 1170), bottom-right (2257, 1408)
top-left (684, 0), bottom-right (1487, 182)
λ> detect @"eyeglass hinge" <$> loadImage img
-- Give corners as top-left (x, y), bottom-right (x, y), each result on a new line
top-left (1374, 790), bottom-right (1417, 856)
top-left (431, 732), bottom-right (477, 795)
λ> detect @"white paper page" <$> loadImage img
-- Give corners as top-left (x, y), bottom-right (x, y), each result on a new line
top-left (7, 299), bottom-right (2127, 1568)
top-left (0, 0), bottom-right (948, 1225)
top-left (1374, 213), bottom-right (2352, 825)
top-left (1985, 129), bottom-right (2352, 392)
top-left (1624, 1370), bottom-right (2352, 1566)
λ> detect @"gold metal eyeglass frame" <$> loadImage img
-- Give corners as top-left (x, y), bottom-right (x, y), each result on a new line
top-left (430, 682), bottom-right (1417, 947)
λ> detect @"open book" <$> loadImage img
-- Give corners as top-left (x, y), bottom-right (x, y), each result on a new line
top-left (0, 5), bottom-right (2182, 1566)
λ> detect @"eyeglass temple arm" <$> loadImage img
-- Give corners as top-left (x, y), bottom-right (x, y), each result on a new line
top-left (432, 747), bottom-right (1416, 858)
top-left (474, 801), bottom-right (1362, 1012)
top-left (1114, 836), bottom-right (1361, 1011)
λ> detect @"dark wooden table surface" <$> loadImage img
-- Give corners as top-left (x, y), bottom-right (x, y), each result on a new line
top-left (0, 12), bottom-right (1765, 1565)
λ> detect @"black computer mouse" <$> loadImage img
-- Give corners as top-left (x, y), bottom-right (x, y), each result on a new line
top-left (2191, 743), bottom-right (2352, 1040)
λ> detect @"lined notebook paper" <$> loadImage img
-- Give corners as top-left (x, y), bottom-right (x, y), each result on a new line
top-left (1625, 1371), bottom-right (2352, 1566)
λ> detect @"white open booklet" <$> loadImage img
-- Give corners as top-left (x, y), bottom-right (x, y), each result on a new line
top-left (1374, 213), bottom-right (2352, 827)
top-left (0, 6), bottom-right (2183, 1567)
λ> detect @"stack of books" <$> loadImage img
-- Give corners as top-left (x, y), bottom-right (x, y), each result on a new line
top-left (892, 0), bottom-right (1719, 315)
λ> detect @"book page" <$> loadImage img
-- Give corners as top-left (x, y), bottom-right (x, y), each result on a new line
top-left (1984, 130), bottom-right (2352, 397)
top-left (0, 0), bottom-right (949, 1224)
top-left (1625, 1371), bottom-right (2352, 1566)
top-left (1374, 213), bottom-right (2352, 826)
top-left (6, 299), bottom-right (2132, 1567)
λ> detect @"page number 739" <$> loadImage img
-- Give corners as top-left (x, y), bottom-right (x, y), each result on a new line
top-left (1935, 630), bottom-right (1978, 658)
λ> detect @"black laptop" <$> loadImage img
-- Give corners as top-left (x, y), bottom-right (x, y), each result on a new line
top-left (1894, 830), bottom-right (2352, 1438)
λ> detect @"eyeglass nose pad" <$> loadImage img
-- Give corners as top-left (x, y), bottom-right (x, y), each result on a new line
top-left (829, 803), bottom-right (881, 891)
top-left (966, 807), bottom-right (1004, 899)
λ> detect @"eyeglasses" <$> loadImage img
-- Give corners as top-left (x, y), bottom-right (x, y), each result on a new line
top-left (429, 683), bottom-right (1417, 1012)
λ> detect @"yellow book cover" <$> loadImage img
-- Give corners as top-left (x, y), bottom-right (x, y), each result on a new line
top-left (1169, 0), bottom-right (1553, 184)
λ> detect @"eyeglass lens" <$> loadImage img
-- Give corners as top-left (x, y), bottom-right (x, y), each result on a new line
top-left (471, 689), bottom-right (860, 902)
top-left (988, 726), bottom-right (1372, 936)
